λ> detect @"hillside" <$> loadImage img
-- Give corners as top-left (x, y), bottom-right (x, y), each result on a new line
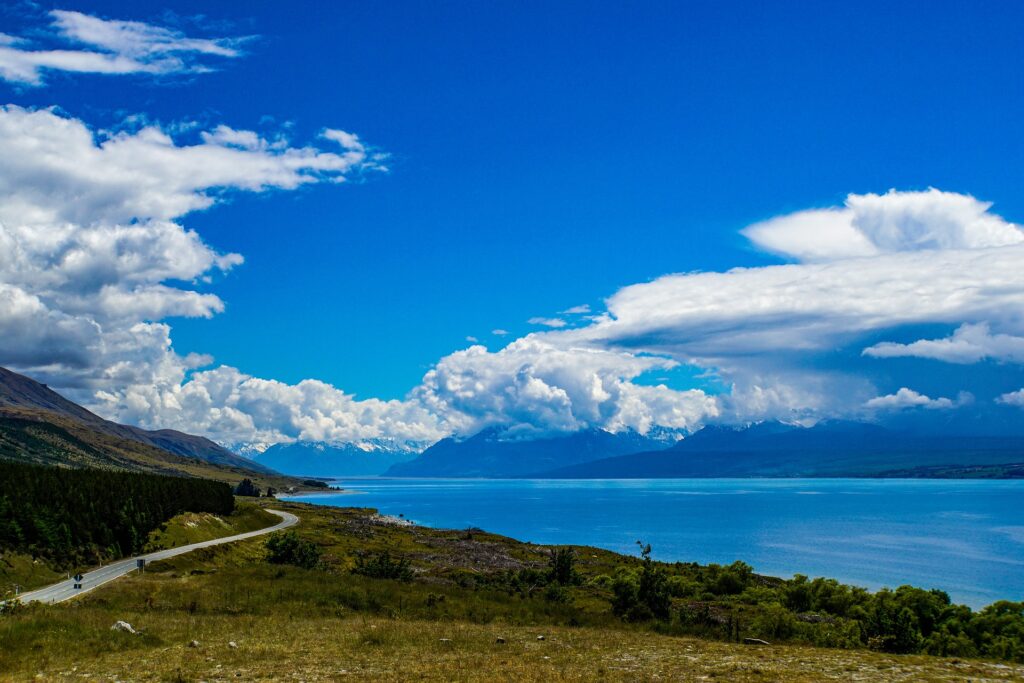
top-left (0, 367), bottom-right (291, 487)
top-left (386, 426), bottom-right (678, 478)
top-left (254, 440), bottom-right (419, 477)
top-left (536, 421), bottom-right (1024, 478)
top-left (0, 367), bottom-right (269, 472)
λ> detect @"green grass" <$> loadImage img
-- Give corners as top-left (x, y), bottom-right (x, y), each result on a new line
top-left (1, 501), bottom-right (1022, 681)
top-left (0, 552), bottom-right (64, 598)
top-left (0, 501), bottom-right (278, 596)
top-left (143, 502), bottom-right (279, 552)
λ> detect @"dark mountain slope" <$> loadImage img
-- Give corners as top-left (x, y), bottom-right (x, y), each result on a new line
top-left (0, 366), bottom-right (273, 473)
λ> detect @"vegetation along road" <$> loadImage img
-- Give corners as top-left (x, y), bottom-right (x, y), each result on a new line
top-left (13, 509), bottom-right (298, 605)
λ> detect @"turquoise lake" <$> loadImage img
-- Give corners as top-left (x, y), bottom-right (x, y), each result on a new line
top-left (287, 478), bottom-right (1024, 609)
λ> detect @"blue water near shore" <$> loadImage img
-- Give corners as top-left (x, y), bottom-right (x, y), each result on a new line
top-left (287, 478), bottom-right (1024, 609)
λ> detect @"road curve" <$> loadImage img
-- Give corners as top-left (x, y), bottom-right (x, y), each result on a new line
top-left (14, 508), bottom-right (299, 606)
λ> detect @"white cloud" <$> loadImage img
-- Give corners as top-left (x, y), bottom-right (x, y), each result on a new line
top-left (465, 336), bottom-right (479, 343)
top-left (93, 364), bottom-right (448, 447)
top-left (864, 387), bottom-right (968, 411)
top-left (90, 338), bottom-right (720, 445)
top-left (0, 10), bottom-right (246, 86)
top-left (412, 337), bottom-right (717, 438)
top-left (528, 317), bottom-right (568, 328)
top-left (0, 106), bottom-right (382, 388)
top-left (491, 329), bottom-right (509, 336)
top-left (997, 389), bottom-right (1024, 408)
top-left (5, 91), bottom-right (1022, 456)
top-left (864, 323), bottom-right (1024, 364)
top-left (742, 188), bottom-right (1024, 262)
top-left (547, 190), bottom-right (1024, 422)
top-left (562, 304), bottom-right (591, 315)
top-left (0, 104), bottom-right (719, 448)
top-left (570, 245), bottom-right (1024, 360)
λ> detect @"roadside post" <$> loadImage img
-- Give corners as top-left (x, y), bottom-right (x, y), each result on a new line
top-left (137, 558), bottom-right (146, 574)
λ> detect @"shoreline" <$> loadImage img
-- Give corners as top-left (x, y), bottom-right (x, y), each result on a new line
top-left (281, 478), bottom-right (1024, 610)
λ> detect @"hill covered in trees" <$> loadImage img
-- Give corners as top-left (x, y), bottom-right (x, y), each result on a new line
top-left (0, 460), bottom-right (234, 567)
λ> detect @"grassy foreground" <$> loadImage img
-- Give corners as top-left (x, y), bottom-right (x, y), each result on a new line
top-left (1, 500), bottom-right (1022, 681)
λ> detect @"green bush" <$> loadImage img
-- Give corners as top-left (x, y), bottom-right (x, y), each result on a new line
top-left (265, 531), bottom-right (321, 569)
top-left (352, 550), bottom-right (413, 582)
top-left (611, 543), bottom-right (671, 621)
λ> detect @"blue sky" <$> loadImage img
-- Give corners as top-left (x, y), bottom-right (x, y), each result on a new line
top-left (2, 1), bottom-right (1024, 446)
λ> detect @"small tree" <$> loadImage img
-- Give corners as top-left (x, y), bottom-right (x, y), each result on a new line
top-left (636, 542), bottom-right (672, 620)
top-left (353, 550), bottom-right (413, 582)
top-left (547, 547), bottom-right (579, 586)
top-left (611, 543), bottom-right (672, 621)
top-left (265, 531), bottom-right (321, 569)
top-left (234, 479), bottom-right (261, 497)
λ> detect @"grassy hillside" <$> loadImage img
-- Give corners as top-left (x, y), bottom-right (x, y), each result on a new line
top-left (142, 504), bottom-right (280, 553)
top-left (0, 409), bottom-right (296, 491)
top-left (2, 501), bottom-right (1022, 681)
top-left (0, 367), bottom-right (270, 472)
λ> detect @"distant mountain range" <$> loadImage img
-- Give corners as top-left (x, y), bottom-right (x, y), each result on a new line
top-left (0, 366), bottom-right (282, 484)
top-left (251, 440), bottom-right (420, 477)
top-left (385, 426), bottom-right (681, 478)
top-left (7, 360), bottom-right (1021, 483)
top-left (534, 420), bottom-right (1024, 478)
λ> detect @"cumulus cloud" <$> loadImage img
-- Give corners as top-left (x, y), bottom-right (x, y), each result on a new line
top-left (864, 323), bottom-right (1024, 364)
top-left (5, 96), bottom-right (1021, 452)
top-left (0, 104), bottom-right (719, 447)
top-left (997, 389), bottom-right (1024, 408)
top-left (93, 364), bottom-right (448, 447)
top-left (91, 338), bottom-right (720, 445)
top-left (562, 304), bottom-right (591, 315)
top-left (0, 106), bottom-right (382, 387)
top-left (0, 10), bottom-right (247, 85)
top-left (864, 387), bottom-right (969, 411)
top-left (412, 337), bottom-right (717, 438)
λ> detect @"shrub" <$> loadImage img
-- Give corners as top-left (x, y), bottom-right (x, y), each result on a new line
top-left (611, 543), bottom-right (671, 621)
top-left (353, 550), bottom-right (413, 582)
top-left (547, 547), bottom-right (580, 586)
top-left (265, 531), bottom-right (321, 569)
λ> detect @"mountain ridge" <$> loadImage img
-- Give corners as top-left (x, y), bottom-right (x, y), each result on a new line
top-left (386, 426), bottom-right (680, 478)
top-left (0, 366), bottom-right (272, 473)
top-left (253, 439), bottom-right (421, 477)
top-left (532, 420), bottom-right (1024, 478)
top-left (0, 366), bottom-right (282, 482)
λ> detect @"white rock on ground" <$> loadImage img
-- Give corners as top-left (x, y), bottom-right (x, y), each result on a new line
top-left (110, 621), bottom-right (135, 634)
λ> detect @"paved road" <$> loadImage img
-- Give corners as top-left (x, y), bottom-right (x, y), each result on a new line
top-left (13, 509), bottom-right (298, 605)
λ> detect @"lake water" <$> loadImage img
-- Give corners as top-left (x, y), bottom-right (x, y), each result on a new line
top-left (286, 478), bottom-right (1024, 609)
